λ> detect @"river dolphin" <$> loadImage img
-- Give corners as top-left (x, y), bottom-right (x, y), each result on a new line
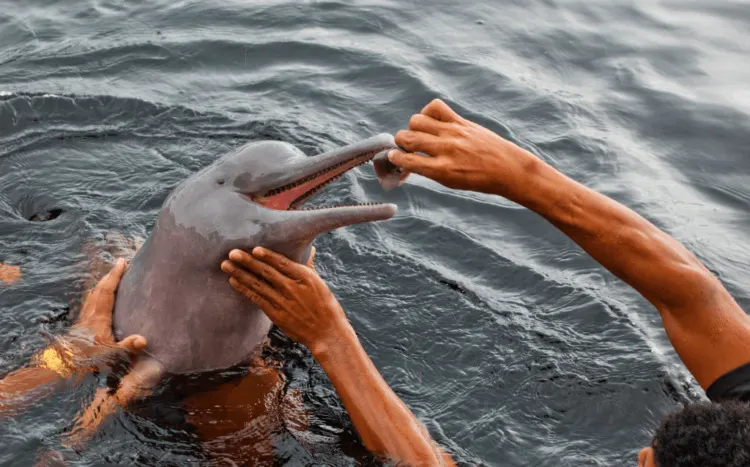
top-left (110, 134), bottom-right (400, 393)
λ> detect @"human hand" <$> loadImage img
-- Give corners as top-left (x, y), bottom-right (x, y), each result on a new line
top-left (388, 99), bottom-right (541, 198)
top-left (221, 247), bottom-right (353, 355)
top-left (41, 259), bottom-right (147, 378)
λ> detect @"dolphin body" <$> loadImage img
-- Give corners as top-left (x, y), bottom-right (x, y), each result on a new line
top-left (112, 134), bottom-right (401, 383)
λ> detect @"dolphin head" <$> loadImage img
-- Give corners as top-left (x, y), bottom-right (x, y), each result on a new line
top-left (162, 133), bottom-right (398, 264)
top-left (114, 133), bottom-right (400, 374)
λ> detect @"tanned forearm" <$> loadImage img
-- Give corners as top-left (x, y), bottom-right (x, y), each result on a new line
top-left (0, 367), bottom-right (64, 416)
top-left (512, 156), bottom-right (718, 310)
top-left (505, 153), bottom-right (750, 387)
top-left (312, 325), bottom-right (452, 466)
top-left (391, 98), bottom-right (750, 391)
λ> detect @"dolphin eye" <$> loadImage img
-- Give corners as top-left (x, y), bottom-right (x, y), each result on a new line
top-left (217, 178), bottom-right (225, 186)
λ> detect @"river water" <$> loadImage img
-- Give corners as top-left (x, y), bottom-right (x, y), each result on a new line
top-left (1, 1), bottom-right (749, 465)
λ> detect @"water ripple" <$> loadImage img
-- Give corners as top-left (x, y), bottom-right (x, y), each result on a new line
top-left (1, 0), bottom-right (749, 465)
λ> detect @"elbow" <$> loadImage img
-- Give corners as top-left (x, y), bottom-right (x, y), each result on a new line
top-left (654, 258), bottom-right (723, 313)
top-left (621, 227), bottom-right (723, 312)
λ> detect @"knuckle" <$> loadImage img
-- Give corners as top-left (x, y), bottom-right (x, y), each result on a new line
top-left (403, 133), bottom-right (419, 147)
top-left (457, 125), bottom-right (472, 138)
top-left (245, 290), bottom-right (259, 302)
top-left (455, 137), bottom-right (472, 152)
top-left (395, 129), bottom-right (409, 145)
top-left (445, 136), bottom-right (460, 149)
top-left (242, 273), bottom-right (259, 288)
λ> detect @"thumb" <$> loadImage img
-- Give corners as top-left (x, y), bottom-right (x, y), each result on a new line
top-left (97, 258), bottom-right (128, 296)
top-left (387, 150), bottom-right (438, 178)
top-left (306, 247), bottom-right (316, 270)
top-left (116, 334), bottom-right (147, 355)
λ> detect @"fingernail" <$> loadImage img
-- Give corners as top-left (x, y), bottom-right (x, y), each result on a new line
top-left (229, 250), bottom-right (242, 261)
top-left (117, 258), bottom-right (125, 267)
top-left (221, 260), bottom-right (232, 272)
top-left (252, 247), bottom-right (265, 257)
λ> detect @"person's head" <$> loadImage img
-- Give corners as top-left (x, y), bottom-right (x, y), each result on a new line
top-left (638, 400), bottom-right (750, 466)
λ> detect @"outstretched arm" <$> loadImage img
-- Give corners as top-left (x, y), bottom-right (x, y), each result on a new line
top-left (389, 99), bottom-right (750, 390)
top-left (222, 248), bottom-right (454, 466)
top-left (0, 259), bottom-right (147, 417)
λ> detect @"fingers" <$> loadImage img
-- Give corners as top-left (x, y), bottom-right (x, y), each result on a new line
top-left (229, 277), bottom-right (278, 318)
top-left (306, 246), bottom-right (316, 270)
top-left (421, 98), bottom-right (461, 122)
top-left (250, 247), bottom-right (308, 281)
top-left (115, 362), bottom-right (161, 406)
top-left (96, 258), bottom-right (128, 295)
top-left (408, 113), bottom-right (448, 136)
top-left (227, 249), bottom-right (294, 286)
top-left (387, 149), bottom-right (441, 180)
top-left (116, 334), bottom-right (147, 355)
top-left (85, 334), bottom-right (147, 373)
top-left (395, 129), bottom-right (443, 156)
top-left (83, 258), bottom-right (127, 324)
top-left (222, 260), bottom-right (285, 305)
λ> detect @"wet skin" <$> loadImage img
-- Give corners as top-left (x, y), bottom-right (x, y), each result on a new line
top-left (113, 133), bottom-right (398, 375)
top-left (227, 98), bottom-right (750, 466)
top-left (65, 134), bottom-right (402, 451)
top-left (387, 99), bottom-right (750, 466)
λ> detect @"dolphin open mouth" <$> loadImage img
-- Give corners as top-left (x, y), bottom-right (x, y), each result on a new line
top-left (251, 134), bottom-right (397, 211)
top-left (252, 152), bottom-right (378, 210)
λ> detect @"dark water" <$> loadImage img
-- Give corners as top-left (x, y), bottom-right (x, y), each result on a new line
top-left (2, 0), bottom-right (750, 465)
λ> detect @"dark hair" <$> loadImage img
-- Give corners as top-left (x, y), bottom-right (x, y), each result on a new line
top-left (652, 400), bottom-right (750, 467)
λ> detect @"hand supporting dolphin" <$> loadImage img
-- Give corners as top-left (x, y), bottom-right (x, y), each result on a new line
top-left (66, 134), bottom-right (400, 449)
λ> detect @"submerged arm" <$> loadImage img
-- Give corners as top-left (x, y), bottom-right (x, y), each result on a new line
top-left (64, 357), bottom-right (162, 449)
top-left (222, 248), bottom-right (454, 466)
top-left (389, 98), bottom-right (750, 390)
top-left (0, 259), bottom-right (147, 418)
top-left (0, 365), bottom-right (68, 416)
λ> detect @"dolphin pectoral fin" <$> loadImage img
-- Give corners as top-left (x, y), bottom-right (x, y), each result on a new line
top-left (373, 150), bottom-right (409, 191)
top-left (63, 356), bottom-right (165, 450)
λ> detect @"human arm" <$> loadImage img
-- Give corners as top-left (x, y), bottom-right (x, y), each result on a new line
top-left (388, 99), bottom-right (750, 390)
top-left (221, 248), bottom-right (454, 466)
top-left (0, 259), bottom-right (147, 416)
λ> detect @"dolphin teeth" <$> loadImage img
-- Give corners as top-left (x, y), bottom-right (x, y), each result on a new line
top-left (259, 146), bottom-right (393, 210)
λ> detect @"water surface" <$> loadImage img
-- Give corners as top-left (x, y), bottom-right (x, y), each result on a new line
top-left (1, 0), bottom-right (750, 465)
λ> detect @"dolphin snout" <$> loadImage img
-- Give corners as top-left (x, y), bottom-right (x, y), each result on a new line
top-left (248, 134), bottom-right (399, 211)
top-left (285, 202), bottom-right (397, 239)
